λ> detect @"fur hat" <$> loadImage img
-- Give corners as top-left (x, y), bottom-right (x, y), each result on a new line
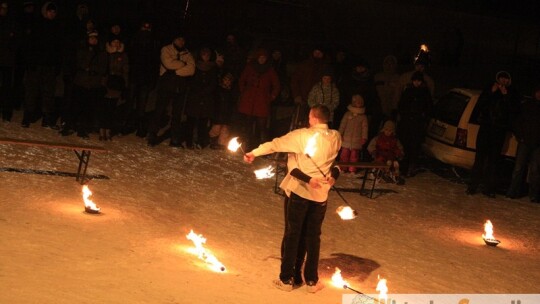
top-left (321, 65), bottom-right (334, 78)
top-left (382, 120), bottom-right (396, 133)
top-left (495, 71), bottom-right (511, 81)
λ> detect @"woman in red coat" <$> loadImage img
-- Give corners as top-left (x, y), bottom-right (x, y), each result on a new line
top-left (237, 48), bottom-right (280, 150)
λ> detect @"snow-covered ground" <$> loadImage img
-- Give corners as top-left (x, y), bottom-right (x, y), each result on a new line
top-left (1, 112), bottom-right (539, 304)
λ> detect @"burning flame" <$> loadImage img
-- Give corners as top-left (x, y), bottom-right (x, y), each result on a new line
top-left (82, 185), bottom-right (100, 212)
top-left (186, 230), bottom-right (226, 272)
top-left (304, 133), bottom-right (319, 158)
top-left (336, 206), bottom-right (356, 220)
top-left (331, 267), bottom-right (349, 289)
top-left (420, 44), bottom-right (429, 52)
top-left (227, 137), bottom-right (242, 153)
top-left (376, 276), bottom-right (388, 303)
top-left (254, 165), bottom-right (275, 179)
top-left (482, 220), bottom-right (496, 240)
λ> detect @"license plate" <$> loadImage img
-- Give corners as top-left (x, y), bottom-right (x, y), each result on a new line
top-left (430, 124), bottom-right (446, 137)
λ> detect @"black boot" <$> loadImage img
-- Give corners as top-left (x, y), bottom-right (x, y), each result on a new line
top-left (147, 133), bottom-right (158, 147)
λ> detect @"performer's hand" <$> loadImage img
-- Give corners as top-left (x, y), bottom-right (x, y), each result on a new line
top-left (326, 176), bottom-right (336, 187)
top-left (308, 177), bottom-right (325, 189)
top-left (244, 152), bottom-right (255, 164)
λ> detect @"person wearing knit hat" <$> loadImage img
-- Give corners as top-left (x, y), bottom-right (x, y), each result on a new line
top-left (338, 94), bottom-right (368, 173)
top-left (397, 67), bottom-right (432, 177)
top-left (466, 70), bottom-right (521, 197)
top-left (307, 64), bottom-right (339, 127)
top-left (367, 119), bottom-right (405, 184)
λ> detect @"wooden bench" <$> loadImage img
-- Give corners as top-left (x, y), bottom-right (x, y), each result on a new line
top-left (0, 137), bottom-right (107, 185)
top-left (272, 155), bottom-right (390, 199)
top-left (338, 161), bottom-right (390, 198)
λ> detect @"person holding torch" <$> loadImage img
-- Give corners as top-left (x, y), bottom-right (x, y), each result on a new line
top-left (244, 105), bottom-right (341, 293)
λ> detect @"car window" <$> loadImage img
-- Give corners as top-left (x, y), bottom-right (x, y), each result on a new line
top-left (432, 91), bottom-right (470, 125)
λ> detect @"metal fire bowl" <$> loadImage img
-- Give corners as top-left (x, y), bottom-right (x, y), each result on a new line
top-left (483, 238), bottom-right (501, 246)
top-left (84, 206), bottom-right (101, 214)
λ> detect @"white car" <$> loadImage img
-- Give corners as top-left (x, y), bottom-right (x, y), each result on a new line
top-left (423, 88), bottom-right (517, 169)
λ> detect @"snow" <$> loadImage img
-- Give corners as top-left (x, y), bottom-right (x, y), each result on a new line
top-left (1, 112), bottom-right (539, 304)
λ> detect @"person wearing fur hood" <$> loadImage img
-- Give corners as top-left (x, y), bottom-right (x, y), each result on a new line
top-left (338, 94), bottom-right (368, 173)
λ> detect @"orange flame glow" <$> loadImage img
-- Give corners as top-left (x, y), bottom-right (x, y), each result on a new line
top-left (82, 185), bottom-right (100, 212)
top-left (482, 220), bottom-right (495, 240)
top-left (254, 165), bottom-right (275, 179)
top-left (420, 44), bottom-right (429, 52)
top-left (186, 230), bottom-right (226, 272)
top-left (331, 267), bottom-right (349, 289)
top-left (376, 276), bottom-right (388, 303)
top-left (304, 133), bottom-right (319, 157)
top-left (336, 206), bottom-right (356, 220)
top-left (227, 137), bottom-right (242, 153)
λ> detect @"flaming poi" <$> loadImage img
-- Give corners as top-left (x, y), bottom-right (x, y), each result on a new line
top-left (227, 137), bottom-right (245, 154)
top-left (336, 205), bottom-right (357, 220)
top-left (82, 185), bottom-right (100, 214)
top-left (331, 267), bottom-right (350, 289)
top-left (186, 230), bottom-right (226, 272)
top-left (254, 165), bottom-right (275, 179)
top-left (482, 220), bottom-right (501, 246)
top-left (376, 276), bottom-right (388, 304)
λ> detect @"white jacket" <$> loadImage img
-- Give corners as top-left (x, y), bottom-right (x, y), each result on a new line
top-left (159, 44), bottom-right (195, 77)
top-left (252, 124), bottom-right (341, 202)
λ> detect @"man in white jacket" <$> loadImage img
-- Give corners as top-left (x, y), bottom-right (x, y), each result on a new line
top-left (244, 105), bottom-right (341, 293)
top-left (147, 34), bottom-right (195, 147)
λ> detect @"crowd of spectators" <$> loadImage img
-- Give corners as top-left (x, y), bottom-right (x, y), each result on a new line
top-left (0, 1), bottom-right (538, 200)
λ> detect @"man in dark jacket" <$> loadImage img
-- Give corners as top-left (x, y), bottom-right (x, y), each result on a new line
top-left (21, 1), bottom-right (62, 129)
top-left (506, 85), bottom-right (540, 201)
top-left (0, 1), bottom-right (19, 122)
top-left (467, 71), bottom-right (521, 197)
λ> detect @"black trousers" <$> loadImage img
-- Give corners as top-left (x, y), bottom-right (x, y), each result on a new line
top-left (280, 192), bottom-right (327, 283)
top-left (23, 66), bottom-right (57, 124)
top-left (148, 74), bottom-right (186, 142)
top-left (0, 66), bottom-right (14, 121)
top-left (470, 125), bottom-right (506, 193)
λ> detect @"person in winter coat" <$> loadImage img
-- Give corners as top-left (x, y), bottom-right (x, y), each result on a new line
top-left (467, 71), bottom-right (521, 197)
top-left (397, 71), bottom-right (432, 177)
top-left (184, 47), bottom-right (218, 149)
top-left (98, 36), bottom-right (129, 140)
top-left (290, 46), bottom-right (327, 128)
top-left (147, 33), bottom-right (195, 147)
top-left (66, 30), bottom-right (107, 139)
top-left (0, 1), bottom-right (19, 122)
top-left (506, 85), bottom-right (540, 201)
top-left (307, 67), bottom-right (340, 127)
top-left (237, 48), bottom-right (280, 150)
top-left (374, 55), bottom-right (400, 120)
top-left (129, 20), bottom-right (160, 138)
top-left (338, 94), bottom-right (368, 173)
top-left (209, 72), bottom-right (234, 149)
top-left (21, 1), bottom-right (63, 129)
top-left (341, 59), bottom-right (382, 139)
top-left (367, 120), bottom-right (405, 184)
top-left (244, 105), bottom-right (341, 293)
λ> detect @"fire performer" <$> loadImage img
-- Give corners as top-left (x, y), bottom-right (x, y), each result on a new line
top-left (244, 105), bottom-right (341, 293)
